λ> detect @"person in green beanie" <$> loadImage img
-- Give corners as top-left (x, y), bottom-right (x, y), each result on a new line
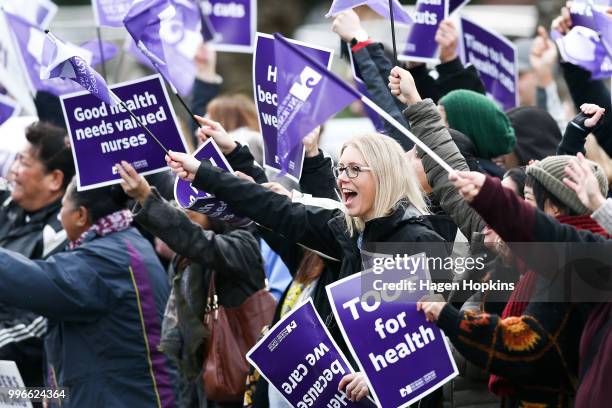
top-left (438, 90), bottom-right (517, 161)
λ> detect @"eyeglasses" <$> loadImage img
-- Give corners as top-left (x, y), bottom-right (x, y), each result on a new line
top-left (333, 164), bottom-right (372, 179)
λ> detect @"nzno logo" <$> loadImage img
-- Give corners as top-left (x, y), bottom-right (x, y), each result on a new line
top-left (289, 66), bottom-right (322, 102)
top-left (285, 320), bottom-right (297, 333)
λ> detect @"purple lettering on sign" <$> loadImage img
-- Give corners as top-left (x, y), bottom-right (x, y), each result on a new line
top-left (461, 17), bottom-right (518, 111)
top-left (253, 33), bottom-right (333, 182)
top-left (174, 139), bottom-right (250, 226)
top-left (198, 0), bottom-right (256, 53)
top-left (326, 254), bottom-right (458, 408)
top-left (400, 0), bottom-right (448, 64)
top-left (60, 74), bottom-right (189, 191)
top-left (92, 0), bottom-right (133, 28)
top-left (247, 299), bottom-right (377, 408)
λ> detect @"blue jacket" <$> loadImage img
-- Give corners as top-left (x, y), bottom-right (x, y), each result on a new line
top-left (0, 227), bottom-right (177, 407)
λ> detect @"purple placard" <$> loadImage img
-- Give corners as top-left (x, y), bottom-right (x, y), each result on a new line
top-left (253, 33), bottom-right (333, 182)
top-left (92, 0), bottom-right (133, 28)
top-left (198, 0), bottom-right (256, 53)
top-left (60, 74), bottom-right (189, 191)
top-left (347, 44), bottom-right (384, 132)
top-left (0, 94), bottom-right (20, 126)
top-left (173, 139), bottom-right (250, 226)
top-left (326, 254), bottom-right (458, 408)
top-left (460, 17), bottom-right (518, 111)
top-left (400, 0), bottom-right (449, 64)
top-left (247, 299), bottom-right (377, 408)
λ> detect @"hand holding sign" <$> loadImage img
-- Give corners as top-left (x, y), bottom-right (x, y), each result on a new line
top-left (302, 126), bottom-right (322, 158)
top-left (331, 10), bottom-right (369, 43)
top-left (435, 19), bottom-right (459, 64)
top-left (339, 372), bottom-right (370, 402)
top-left (552, 6), bottom-right (573, 35)
top-left (195, 43), bottom-right (221, 83)
top-left (416, 294), bottom-right (446, 323)
top-left (116, 161), bottom-right (152, 205)
top-left (530, 26), bottom-right (558, 87)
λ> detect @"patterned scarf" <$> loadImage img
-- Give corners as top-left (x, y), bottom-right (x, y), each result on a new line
top-left (68, 209), bottom-right (133, 250)
top-left (489, 214), bottom-right (610, 397)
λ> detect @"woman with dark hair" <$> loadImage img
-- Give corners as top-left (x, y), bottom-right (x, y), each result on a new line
top-left (0, 180), bottom-right (176, 408)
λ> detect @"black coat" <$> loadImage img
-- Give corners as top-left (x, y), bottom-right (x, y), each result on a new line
top-left (191, 160), bottom-right (447, 327)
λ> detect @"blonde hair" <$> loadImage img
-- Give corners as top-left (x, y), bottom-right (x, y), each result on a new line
top-left (206, 94), bottom-right (260, 132)
top-left (341, 133), bottom-right (429, 236)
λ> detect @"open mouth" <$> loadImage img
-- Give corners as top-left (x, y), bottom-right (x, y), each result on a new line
top-left (342, 188), bottom-right (358, 206)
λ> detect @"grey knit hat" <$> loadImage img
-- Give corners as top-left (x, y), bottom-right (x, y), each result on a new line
top-left (526, 155), bottom-right (609, 215)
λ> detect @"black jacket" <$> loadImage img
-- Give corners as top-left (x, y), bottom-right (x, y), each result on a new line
top-left (561, 62), bottom-right (612, 156)
top-left (132, 188), bottom-right (265, 308)
top-left (191, 159), bottom-right (446, 320)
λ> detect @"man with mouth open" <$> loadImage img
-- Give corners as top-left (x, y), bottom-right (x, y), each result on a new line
top-left (0, 121), bottom-right (75, 397)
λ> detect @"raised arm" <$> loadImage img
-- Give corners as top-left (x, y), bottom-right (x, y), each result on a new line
top-left (0, 248), bottom-right (118, 322)
top-left (403, 98), bottom-right (486, 240)
top-left (132, 187), bottom-right (262, 276)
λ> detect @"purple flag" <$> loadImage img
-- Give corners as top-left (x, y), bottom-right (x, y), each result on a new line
top-left (40, 33), bottom-right (117, 106)
top-left (569, 0), bottom-right (611, 32)
top-left (60, 75), bottom-right (189, 190)
top-left (80, 39), bottom-right (120, 67)
top-left (461, 17), bottom-right (518, 111)
top-left (326, 0), bottom-right (413, 25)
top-left (326, 254), bottom-right (458, 408)
top-left (400, 0), bottom-right (449, 64)
top-left (198, 0), bottom-right (256, 53)
top-left (0, 94), bottom-right (20, 126)
top-left (124, 36), bottom-right (156, 70)
top-left (2, 0), bottom-right (58, 28)
top-left (273, 33), bottom-right (360, 176)
top-left (593, 8), bottom-right (612, 57)
top-left (253, 33), bottom-right (334, 182)
top-left (198, 4), bottom-right (218, 42)
top-left (92, 0), bottom-right (134, 28)
top-left (3, 11), bottom-right (86, 97)
top-left (174, 139), bottom-right (250, 226)
top-left (247, 299), bottom-right (377, 408)
top-left (123, 0), bottom-right (201, 95)
top-left (448, 0), bottom-right (469, 14)
top-left (552, 27), bottom-right (612, 80)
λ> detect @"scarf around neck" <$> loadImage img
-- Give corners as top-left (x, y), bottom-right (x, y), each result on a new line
top-left (68, 209), bottom-right (133, 250)
top-left (489, 214), bottom-right (609, 397)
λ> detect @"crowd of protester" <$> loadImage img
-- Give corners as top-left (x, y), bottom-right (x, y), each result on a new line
top-left (0, 3), bottom-right (611, 408)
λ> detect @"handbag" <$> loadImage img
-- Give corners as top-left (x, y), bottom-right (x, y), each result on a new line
top-left (202, 272), bottom-right (276, 402)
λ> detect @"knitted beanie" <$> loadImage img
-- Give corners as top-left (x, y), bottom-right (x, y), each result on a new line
top-left (439, 90), bottom-right (516, 159)
top-left (526, 155), bottom-right (609, 215)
